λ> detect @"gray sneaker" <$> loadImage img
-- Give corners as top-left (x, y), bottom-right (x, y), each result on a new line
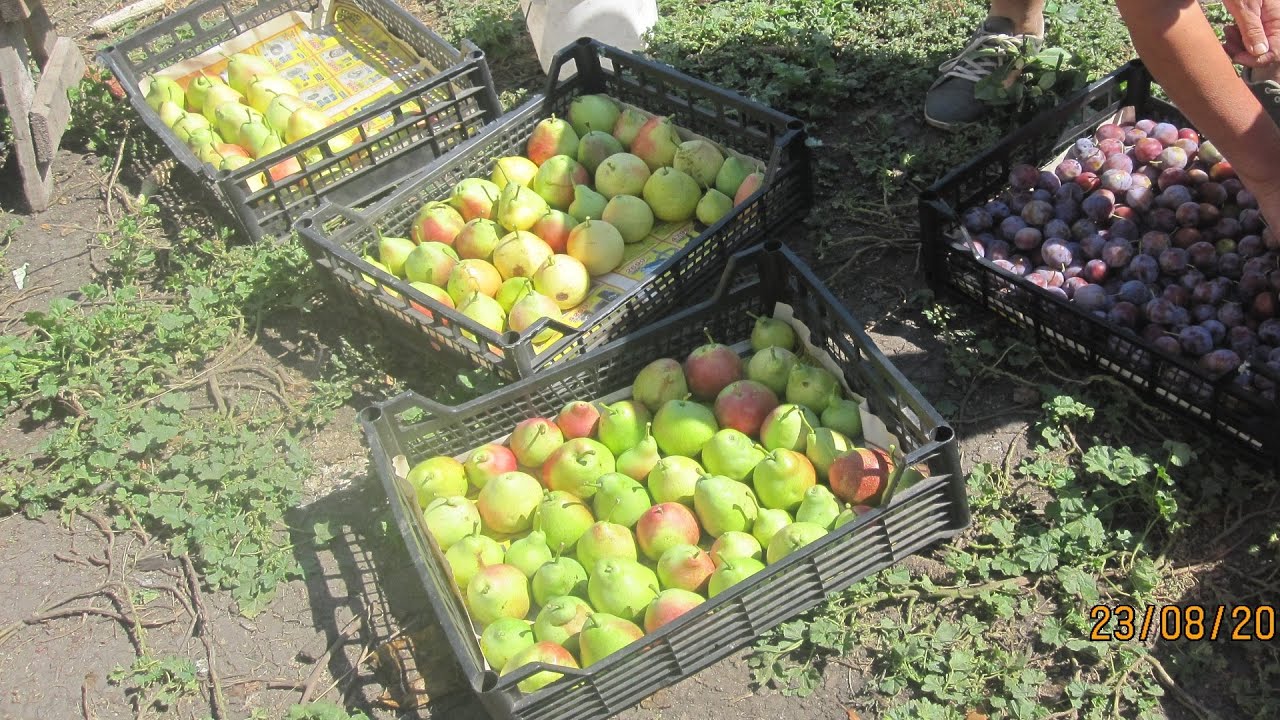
top-left (924, 16), bottom-right (1044, 130)
top-left (1243, 67), bottom-right (1280, 128)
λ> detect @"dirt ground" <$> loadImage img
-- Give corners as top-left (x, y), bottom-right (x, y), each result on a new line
top-left (0, 2), bottom-right (1272, 720)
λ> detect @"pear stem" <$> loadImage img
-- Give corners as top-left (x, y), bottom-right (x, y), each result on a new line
top-left (703, 329), bottom-right (716, 345)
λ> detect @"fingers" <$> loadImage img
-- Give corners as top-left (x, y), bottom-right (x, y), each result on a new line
top-left (1224, 23), bottom-right (1279, 66)
top-left (1230, 3), bottom-right (1274, 56)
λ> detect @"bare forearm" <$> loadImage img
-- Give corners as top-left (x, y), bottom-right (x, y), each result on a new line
top-left (1117, 0), bottom-right (1280, 218)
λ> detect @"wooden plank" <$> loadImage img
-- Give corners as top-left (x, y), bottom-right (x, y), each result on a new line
top-left (19, 0), bottom-right (55, 66)
top-left (0, 20), bottom-right (51, 211)
top-left (29, 36), bottom-right (84, 164)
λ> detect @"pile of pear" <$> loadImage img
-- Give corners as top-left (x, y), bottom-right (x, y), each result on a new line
top-left (143, 52), bottom-right (350, 191)
top-left (409, 316), bottom-right (905, 694)
top-left (361, 92), bottom-right (767, 349)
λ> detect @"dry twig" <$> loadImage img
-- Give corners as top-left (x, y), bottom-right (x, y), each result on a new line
top-left (182, 555), bottom-right (228, 720)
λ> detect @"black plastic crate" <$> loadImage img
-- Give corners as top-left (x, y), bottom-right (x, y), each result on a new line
top-left (919, 59), bottom-right (1280, 459)
top-left (99, 0), bottom-right (502, 242)
top-left (359, 241), bottom-right (967, 720)
top-left (296, 38), bottom-right (813, 380)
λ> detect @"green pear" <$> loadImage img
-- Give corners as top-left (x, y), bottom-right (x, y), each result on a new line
top-left (578, 613), bottom-right (645, 667)
top-left (646, 456), bottom-right (704, 507)
top-left (758, 403), bottom-right (819, 452)
top-left (500, 641), bottom-right (578, 693)
top-left (695, 188), bottom-right (734, 226)
top-left (752, 448), bottom-right (817, 512)
top-left (226, 52), bottom-right (275, 95)
top-left (594, 152), bottom-right (650, 199)
top-left (265, 94), bottom-right (307, 136)
top-left (458, 292), bottom-right (507, 336)
top-left (821, 398), bottom-right (864, 440)
top-left (491, 155), bottom-right (540, 190)
top-left (747, 346), bottom-right (797, 395)
top-left (172, 113), bottom-right (212, 144)
top-left (496, 277), bottom-right (535, 312)
top-left (144, 76), bottom-right (183, 111)
top-left (404, 242), bottom-right (459, 287)
top-left (786, 363), bottom-right (840, 413)
top-left (575, 521), bottom-right (636, 572)
top-left (406, 455), bottom-right (467, 507)
top-left (795, 485), bottom-right (840, 530)
top-left (215, 103), bottom-right (263, 142)
top-left (505, 530), bottom-right (554, 578)
top-left (611, 107), bottom-right (650, 149)
top-left (693, 475), bottom-right (759, 537)
top-left (531, 557), bottom-right (589, 605)
top-left (651, 399), bottom-right (718, 458)
top-left (715, 155), bottom-right (755, 198)
top-left (237, 120), bottom-right (278, 158)
top-left (752, 508), bottom-right (793, 548)
top-left (466, 564), bottom-right (531, 626)
top-left (587, 558), bottom-right (660, 625)
top-left (709, 531), bottom-right (762, 566)
top-left (445, 534), bottom-right (506, 590)
top-left (532, 490), bottom-right (595, 554)
top-left (285, 106), bottom-right (330, 145)
top-left (766, 522), bottom-right (828, 565)
top-left (200, 84), bottom-right (244, 124)
top-left (157, 101), bottom-right (185, 128)
top-left (700, 429), bottom-right (766, 482)
top-left (377, 236), bottom-right (416, 278)
top-left (601, 194), bottom-right (655, 244)
top-left (615, 424), bottom-right (660, 481)
top-left (805, 427), bottom-right (853, 479)
top-left (591, 472), bottom-right (652, 528)
top-left (479, 617), bottom-right (535, 672)
top-left (576, 130), bottom-right (625, 175)
top-left (568, 184), bottom-right (608, 222)
top-left (422, 496), bottom-right (480, 551)
top-left (596, 400), bottom-right (651, 456)
top-left (708, 556), bottom-right (766, 597)
top-left (673, 139), bottom-right (725, 189)
top-left (184, 74), bottom-right (223, 114)
top-left (568, 94), bottom-right (621, 137)
top-left (496, 183), bottom-right (551, 232)
top-left (642, 167), bottom-right (702, 223)
top-left (245, 74), bottom-right (296, 113)
top-left (533, 595), bottom-right (593, 651)
top-left (751, 315), bottom-right (797, 351)
top-left (631, 358), bottom-right (688, 414)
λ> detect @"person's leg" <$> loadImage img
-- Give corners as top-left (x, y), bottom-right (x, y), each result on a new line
top-left (923, 0), bottom-right (1046, 130)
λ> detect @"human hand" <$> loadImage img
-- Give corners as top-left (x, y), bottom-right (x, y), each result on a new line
top-left (1221, 0), bottom-right (1280, 66)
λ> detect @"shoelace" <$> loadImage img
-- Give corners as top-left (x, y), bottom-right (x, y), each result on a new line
top-left (936, 32), bottom-right (1027, 83)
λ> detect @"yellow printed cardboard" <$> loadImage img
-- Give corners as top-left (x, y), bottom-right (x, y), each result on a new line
top-left (146, 0), bottom-right (441, 148)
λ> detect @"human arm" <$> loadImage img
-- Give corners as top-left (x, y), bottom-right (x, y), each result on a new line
top-left (1115, 0), bottom-right (1280, 225)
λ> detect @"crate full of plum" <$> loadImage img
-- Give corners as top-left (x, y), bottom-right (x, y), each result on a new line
top-left (920, 60), bottom-right (1278, 458)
